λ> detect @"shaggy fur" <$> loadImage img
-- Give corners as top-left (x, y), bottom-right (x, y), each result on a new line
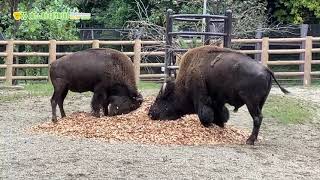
top-left (149, 45), bottom-right (289, 145)
top-left (50, 48), bottom-right (142, 122)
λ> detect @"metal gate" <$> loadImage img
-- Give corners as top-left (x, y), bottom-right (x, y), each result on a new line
top-left (164, 9), bottom-right (232, 78)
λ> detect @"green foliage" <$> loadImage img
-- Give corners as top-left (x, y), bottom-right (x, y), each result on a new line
top-left (263, 95), bottom-right (316, 124)
top-left (273, 0), bottom-right (320, 24)
top-left (1, 0), bottom-right (79, 40)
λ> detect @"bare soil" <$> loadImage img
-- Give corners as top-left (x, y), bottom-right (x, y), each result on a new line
top-left (1, 86), bottom-right (320, 179)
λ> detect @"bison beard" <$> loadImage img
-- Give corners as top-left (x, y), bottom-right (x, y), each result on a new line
top-left (149, 45), bottom-right (289, 145)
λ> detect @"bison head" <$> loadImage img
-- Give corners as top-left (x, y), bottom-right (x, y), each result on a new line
top-left (148, 80), bottom-right (184, 120)
top-left (107, 93), bottom-right (143, 116)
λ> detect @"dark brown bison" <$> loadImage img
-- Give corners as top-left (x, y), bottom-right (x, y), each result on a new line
top-left (49, 48), bottom-right (143, 122)
top-left (148, 45), bottom-right (289, 145)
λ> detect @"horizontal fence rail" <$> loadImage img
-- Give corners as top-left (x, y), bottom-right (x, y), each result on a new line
top-left (0, 36), bottom-right (320, 86)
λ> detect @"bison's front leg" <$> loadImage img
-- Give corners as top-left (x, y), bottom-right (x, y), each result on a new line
top-left (194, 94), bottom-right (215, 127)
top-left (91, 85), bottom-right (107, 118)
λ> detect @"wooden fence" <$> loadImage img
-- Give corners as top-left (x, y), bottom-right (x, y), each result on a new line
top-left (0, 36), bottom-right (320, 86)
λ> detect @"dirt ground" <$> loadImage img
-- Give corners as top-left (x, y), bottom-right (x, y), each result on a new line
top-left (1, 86), bottom-right (320, 179)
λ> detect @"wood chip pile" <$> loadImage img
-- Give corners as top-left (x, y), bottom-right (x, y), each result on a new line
top-left (31, 97), bottom-right (250, 146)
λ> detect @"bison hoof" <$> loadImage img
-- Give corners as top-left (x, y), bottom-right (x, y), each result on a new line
top-left (91, 112), bottom-right (101, 118)
top-left (198, 105), bottom-right (214, 127)
top-left (246, 138), bottom-right (255, 145)
top-left (52, 118), bottom-right (58, 123)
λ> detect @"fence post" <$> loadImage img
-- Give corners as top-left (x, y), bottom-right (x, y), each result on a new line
top-left (92, 40), bottom-right (100, 48)
top-left (303, 36), bottom-right (312, 86)
top-left (48, 40), bottom-right (57, 82)
top-left (49, 40), bottom-right (57, 64)
top-left (255, 28), bottom-right (262, 61)
top-left (133, 38), bottom-right (141, 83)
top-left (5, 39), bottom-right (13, 85)
top-left (261, 37), bottom-right (269, 66)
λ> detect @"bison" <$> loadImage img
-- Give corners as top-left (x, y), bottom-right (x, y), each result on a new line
top-left (148, 45), bottom-right (289, 145)
top-left (49, 48), bottom-right (143, 122)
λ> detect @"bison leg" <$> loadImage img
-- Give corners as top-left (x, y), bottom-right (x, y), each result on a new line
top-left (58, 88), bottom-right (68, 118)
top-left (194, 95), bottom-right (214, 127)
top-left (245, 103), bottom-right (263, 145)
top-left (212, 104), bottom-right (230, 128)
top-left (91, 85), bottom-right (107, 118)
top-left (51, 78), bottom-right (68, 123)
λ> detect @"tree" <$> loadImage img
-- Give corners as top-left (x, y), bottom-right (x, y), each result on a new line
top-left (270, 0), bottom-right (320, 24)
top-left (0, 0), bottom-right (79, 40)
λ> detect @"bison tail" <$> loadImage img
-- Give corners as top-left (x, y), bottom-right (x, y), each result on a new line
top-left (266, 67), bottom-right (290, 94)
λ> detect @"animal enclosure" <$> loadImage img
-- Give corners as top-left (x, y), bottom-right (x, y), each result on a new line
top-left (0, 37), bottom-right (320, 86)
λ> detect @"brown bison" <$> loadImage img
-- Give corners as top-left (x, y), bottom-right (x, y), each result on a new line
top-left (148, 45), bottom-right (289, 145)
top-left (49, 48), bottom-right (143, 122)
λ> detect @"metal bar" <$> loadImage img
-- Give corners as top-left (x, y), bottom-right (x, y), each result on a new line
top-left (224, 10), bottom-right (232, 48)
top-left (140, 63), bottom-right (165, 67)
top-left (165, 9), bottom-right (174, 79)
top-left (204, 17), bottom-right (211, 45)
top-left (172, 49), bottom-right (188, 52)
top-left (169, 32), bottom-right (227, 36)
top-left (170, 14), bottom-right (228, 19)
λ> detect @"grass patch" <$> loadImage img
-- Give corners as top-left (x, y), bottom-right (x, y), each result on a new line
top-left (0, 81), bottom-right (161, 102)
top-left (138, 81), bottom-right (161, 90)
top-left (263, 95), bottom-right (317, 124)
top-left (24, 83), bottom-right (53, 96)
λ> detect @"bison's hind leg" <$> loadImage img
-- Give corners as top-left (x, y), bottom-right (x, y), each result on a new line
top-left (51, 78), bottom-right (68, 123)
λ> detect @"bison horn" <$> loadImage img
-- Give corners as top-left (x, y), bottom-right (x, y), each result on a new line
top-left (107, 104), bottom-right (112, 114)
top-left (161, 82), bottom-right (167, 93)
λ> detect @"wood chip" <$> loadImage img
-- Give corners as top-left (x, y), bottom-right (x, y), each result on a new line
top-left (30, 97), bottom-right (251, 146)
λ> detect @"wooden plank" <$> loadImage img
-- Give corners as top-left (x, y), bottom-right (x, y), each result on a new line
top-left (0, 65), bottom-right (7, 68)
top-left (267, 60), bottom-right (304, 65)
top-left (13, 52), bottom-right (50, 56)
top-left (261, 37), bottom-right (269, 66)
top-left (56, 52), bottom-right (73, 56)
top-left (312, 37), bottom-right (320, 41)
top-left (5, 40), bottom-right (13, 85)
top-left (231, 39), bottom-right (262, 43)
top-left (0, 76), bottom-right (6, 80)
top-left (310, 71), bottom-right (320, 75)
top-left (139, 74), bottom-right (166, 78)
top-left (268, 49), bottom-right (305, 54)
top-left (56, 41), bottom-right (93, 45)
top-left (303, 36), bottom-right (312, 86)
top-left (268, 38), bottom-right (305, 43)
top-left (12, 64), bottom-right (48, 68)
top-left (12, 76), bottom-right (48, 80)
top-left (274, 72), bottom-right (304, 76)
top-left (238, 50), bottom-right (262, 54)
top-left (14, 40), bottom-right (49, 45)
top-left (312, 48), bottom-right (320, 52)
top-left (123, 52), bottom-right (135, 56)
top-left (0, 52), bottom-right (7, 57)
top-left (0, 41), bottom-right (8, 45)
top-left (140, 63), bottom-right (165, 67)
top-left (134, 39), bottom-right (141, 82)
top-left (311, 60), bottom-right (320, 64)
top-left (141, 52), bottom-right (166, 56)
top-left (99, 41), bottom-right (135, 45)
